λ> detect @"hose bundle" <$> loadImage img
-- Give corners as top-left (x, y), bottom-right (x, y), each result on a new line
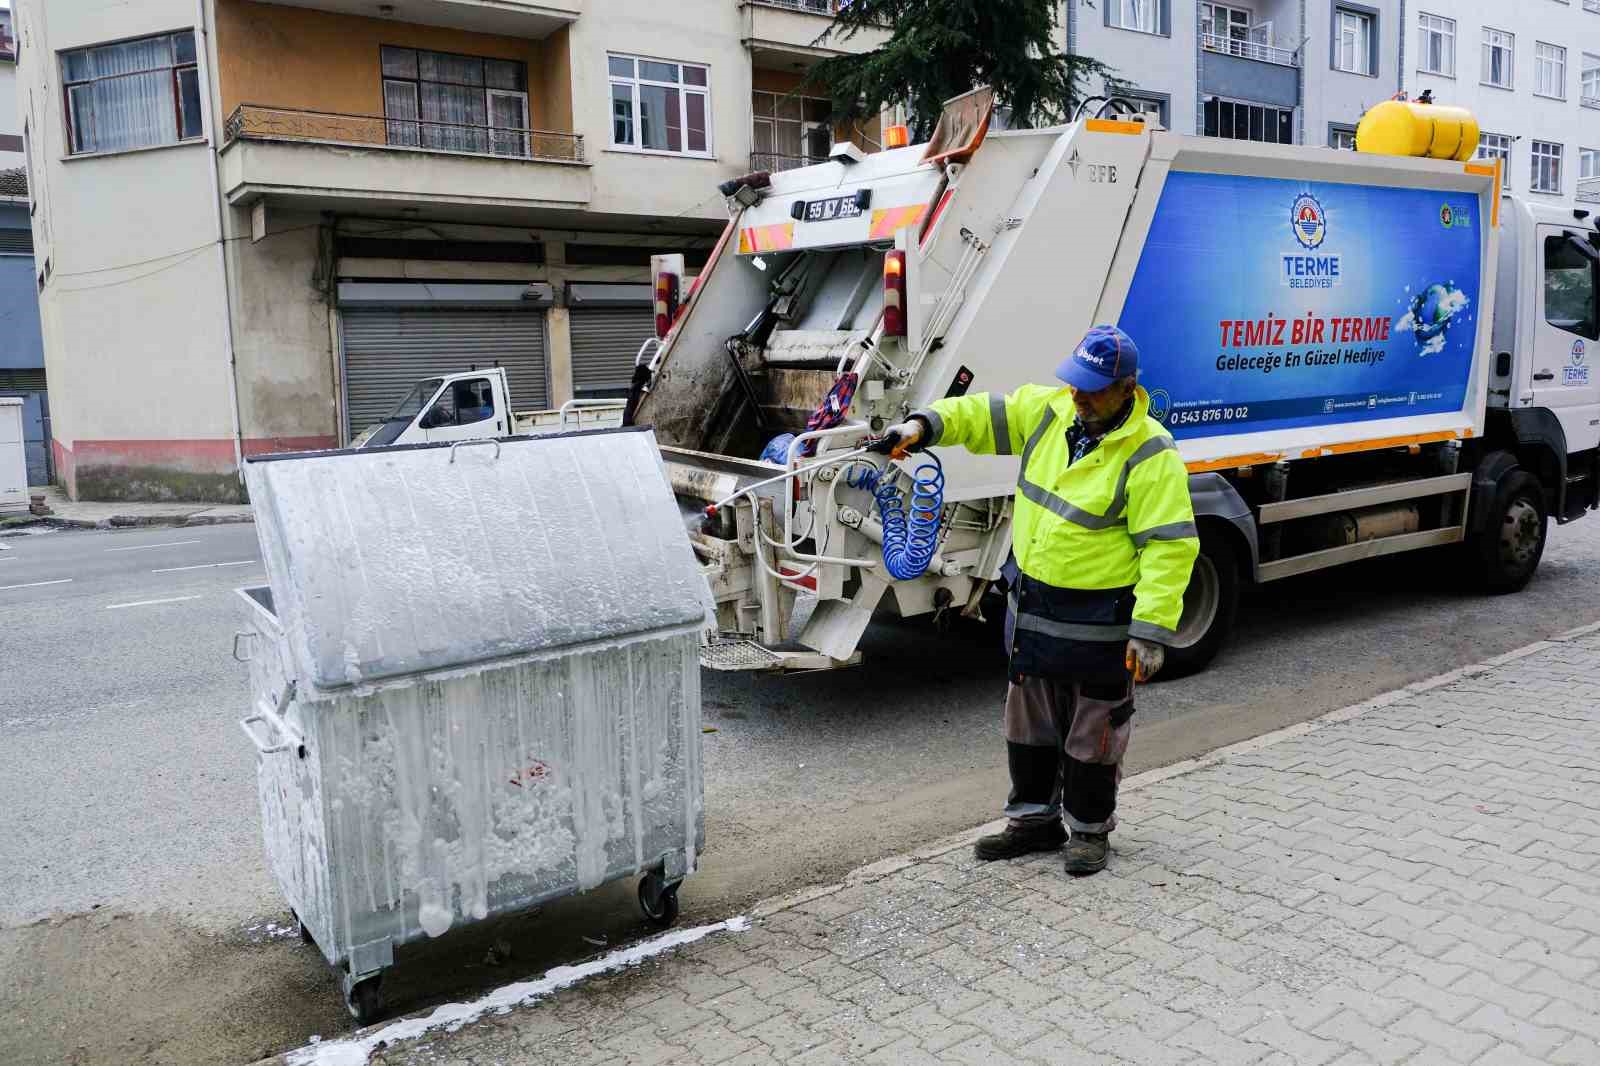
top-left (848, 453), bottom-right (945, 580)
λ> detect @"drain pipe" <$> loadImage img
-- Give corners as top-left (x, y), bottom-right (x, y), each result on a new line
top-left (196, 0), bottom-right (246, 486)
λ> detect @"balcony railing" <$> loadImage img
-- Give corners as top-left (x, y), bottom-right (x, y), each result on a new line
top-left (1579, 179), bottom-right (1600, 205)
top-left (222, 104), bottom-right (584, 163)
top-left (747, 0), bottom-right (841, 12)
top-left (751, 151), bottom-right (827, 173)
top-left (1202, 32), bottom-right (1298, 68)
top-left (1584, 94), bottom-right (1600, 110)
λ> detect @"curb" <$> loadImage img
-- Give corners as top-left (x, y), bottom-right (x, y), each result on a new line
top-left (0, 512), bottom-right (254, 533)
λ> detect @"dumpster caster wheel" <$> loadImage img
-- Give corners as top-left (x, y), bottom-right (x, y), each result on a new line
top-left (346, 976), bottom-right (384, 1026)
top-left (293, 912), bottom-right (314, 945)
top-left (638, 874), bottom-right (680, 929)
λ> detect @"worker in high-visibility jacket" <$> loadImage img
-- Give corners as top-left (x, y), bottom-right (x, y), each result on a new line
top-left (874, 325), bottom-right (1198, 875)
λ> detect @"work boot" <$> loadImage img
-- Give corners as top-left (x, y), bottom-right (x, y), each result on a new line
top-left (1062, 832), bottom-right (1110, 876)
top-left (973, 820), bottom-right (1067, 861)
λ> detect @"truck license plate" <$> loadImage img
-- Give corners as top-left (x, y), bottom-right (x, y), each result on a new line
top-left (803, 195), bottom-right (863, 222)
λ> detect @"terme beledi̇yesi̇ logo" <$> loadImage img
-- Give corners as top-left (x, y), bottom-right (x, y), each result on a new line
top-left (1283, 192), bottom-right (1339, 288)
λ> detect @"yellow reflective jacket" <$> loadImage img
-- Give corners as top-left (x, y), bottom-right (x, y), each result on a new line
top-left (918, 384), bottom-right (1199, 643)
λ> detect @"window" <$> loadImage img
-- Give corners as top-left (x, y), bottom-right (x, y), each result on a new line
top-left (380, 47), bottom-right (529, 158)
top-left (1482, 28), bottom-right (1514, 89)
top-left (62, 31), bottom-right (201, 155)
top-left (1123, 94), bottom-right (1170, 128)
top-left (1417, 13), bottom-right (1455, 76)
top-left (1330, 124), bottom-right (1358, 150)
top-left (1544, 235), bottom-right (1598, 341)
top-left (1584, 148), bottom-right (1600, 180)
top-left (1477, 132), bottom-right (1513, 189)
top-left (752, 91), bottom-right (831, 171)
top-left (423, 377), bottom-right (498, 428)
top-left (1535, 43), bottom-right (1567, 99)
top-left (1204, 98), bottom-right (1294, 143)
top-left (1336, 10), bottom-right (1374, 75)
top-left (1107, 0), bottom-right (1164, 34)
top-left (608, 54), bottom-right (710, 156)
top-left (1584, 53), bottom-right (1600, 106)
top-left (1532, 140), bottom-right (1563, 194)
top-left (1201, 3), bottom-right (1250, 40)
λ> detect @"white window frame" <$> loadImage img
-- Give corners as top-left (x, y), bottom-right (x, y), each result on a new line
top-left (1201, 3), bottom-right (1250, 39)
top-left (1531, 140), bottom-right (1563, 195)
top-left (751, 89), bottom-right (833, 170)
top-left (1417, 13), bottom-right (1455, 77)
top-left (1582, 148), bottom-right (1600, 181)
top-left (607, 53), bottom-right (712, 158)
top-left (1535, 42), bottom-right (1567, 101)
top-left (1330, 124), bottom-right (1358, 150)
top-left (1481, 28), bottom-right (1514, 89)
top-left (1583, 53), bottom-right (1600, 107)
top-left (1336, 9), bottom-right (1374, 76)
top-left (1476, 132), bottom-right (1514, 189)
top-left (1108, 0), bottom-right (1164, 35)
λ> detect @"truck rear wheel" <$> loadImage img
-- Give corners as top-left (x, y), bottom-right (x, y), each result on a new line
top-left (1472, 470), bottom-right (1547, 594)
top-left (1158, 525), bottom-right (1241, 681)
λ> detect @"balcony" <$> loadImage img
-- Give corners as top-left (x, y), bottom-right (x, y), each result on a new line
top-left (262, 0), bottom-right (580, 40)
top-left (1580, 179), bottom-right (1600, 206)
top-left (1201, 32), bottom-right (1298, 68)
top-left (740, 0), bottom-right (890, 69)
top-left (218, 104), bottom-right (590, 221)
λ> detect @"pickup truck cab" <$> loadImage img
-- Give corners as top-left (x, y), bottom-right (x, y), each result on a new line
top-left (351, 368), bottom-right (626, 449)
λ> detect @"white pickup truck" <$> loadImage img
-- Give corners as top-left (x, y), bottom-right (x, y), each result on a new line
top-left (350, 367), bottom-right (625, 449)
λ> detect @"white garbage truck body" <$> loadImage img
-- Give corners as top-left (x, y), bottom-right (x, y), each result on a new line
top-left (633, 113), bottom-right (1600, 674)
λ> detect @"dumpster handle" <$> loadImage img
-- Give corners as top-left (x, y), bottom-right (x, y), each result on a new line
top-left (449, 439), bottom-right (502, 464)
top-left (232, 631), bottom-right (254, 663)
top-left (239, 680), bottom-right (302, 756)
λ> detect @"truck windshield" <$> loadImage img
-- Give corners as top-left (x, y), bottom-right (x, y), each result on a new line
top-left (389, 378), bottom-right (444, 421)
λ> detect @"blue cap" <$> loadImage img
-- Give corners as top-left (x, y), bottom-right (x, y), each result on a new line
top-left (1056, 325), bottom-right (1139, 392)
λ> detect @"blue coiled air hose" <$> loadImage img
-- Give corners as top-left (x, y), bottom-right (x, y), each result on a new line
top-left (847, 452), bottom-right (945, 581)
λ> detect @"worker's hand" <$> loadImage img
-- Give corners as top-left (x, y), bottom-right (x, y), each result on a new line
top-left (1125, 638), bottom-right (1166, 683)
top-left (868, 420), bottom-right (926, 456)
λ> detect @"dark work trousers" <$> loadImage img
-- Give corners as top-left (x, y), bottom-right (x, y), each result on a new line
top-left (1002, 673), bottom-right (1135, 834)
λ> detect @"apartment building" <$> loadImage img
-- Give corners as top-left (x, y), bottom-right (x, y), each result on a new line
top-left (0, 2), bottom-right (48, 487)
top-left (1068, 0), bottom-right (1405, 143)
top-left (11, 0), bottom-right (884, 500)
top-left (1403, 0), bottom-right (1600, 206)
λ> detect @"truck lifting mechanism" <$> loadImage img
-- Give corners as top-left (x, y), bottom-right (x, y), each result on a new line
top-left (623, 88), bottom-right (1599, 675)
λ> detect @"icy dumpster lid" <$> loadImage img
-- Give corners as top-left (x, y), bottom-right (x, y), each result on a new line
top-left (244, 429), bottom-right (713, 691)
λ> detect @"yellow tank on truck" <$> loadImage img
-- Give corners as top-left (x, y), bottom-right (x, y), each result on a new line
top-left (1355, 100), bottom-right (1480, 162)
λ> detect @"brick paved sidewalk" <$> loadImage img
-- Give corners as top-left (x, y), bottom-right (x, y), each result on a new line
top-left (290, 630), bottom-right (1600, 1066)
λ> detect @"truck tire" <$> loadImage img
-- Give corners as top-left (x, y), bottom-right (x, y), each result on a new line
top-left (1472, 470), bottom-right (1547, 594)
top-left (1157, 525), bottom-right (1241, 681)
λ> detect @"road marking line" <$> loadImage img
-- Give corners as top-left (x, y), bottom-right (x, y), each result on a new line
top-left (150, 560), bottom-right (257, 573)
top-left (0, 578), bottom-right (72, 590)
top-left (104, 539), bottom-right (202, 552)
top-left (106, 594), bottom-right (203, 610)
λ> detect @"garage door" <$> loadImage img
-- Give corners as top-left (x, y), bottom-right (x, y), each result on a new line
top-left (340, 308), bottom-right (548, 439)
top-left (570, 306), bottom-right (656, 398)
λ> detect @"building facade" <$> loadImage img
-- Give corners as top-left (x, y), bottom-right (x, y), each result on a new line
top-left (12, 0), bottom-right (884, 500)
top-left (1401, 0), bottom-right (1600, 206)
top-left (0, 3), bottom-right (47, 487)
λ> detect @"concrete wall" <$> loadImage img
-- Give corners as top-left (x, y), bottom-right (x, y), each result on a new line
top-left (1303, 0), bottom-right (1403, 145)
top-left (14, 0), bottom-right (241, 501)
top-left (0, 60), bottom-right (22, 168)
top-left (1404, 0), bottom-right (1600, 204)
top-left (214, 0), bottom-right (573, 132)
top-left (1069, 0), bottom-right (1199, 134)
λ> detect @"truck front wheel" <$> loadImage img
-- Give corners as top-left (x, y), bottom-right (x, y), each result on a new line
top-left (1473, 470), bottom-right (1547, 594)
top-left (1158, 525), bottom-right (1242, 680)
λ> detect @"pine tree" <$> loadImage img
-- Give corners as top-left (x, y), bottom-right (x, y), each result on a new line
top-left (806, 0), bottom-right (1125, 139)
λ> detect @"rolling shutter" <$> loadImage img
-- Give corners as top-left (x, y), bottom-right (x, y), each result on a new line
top-left (340, 308), bottom-right (548, 438)
top-left (570, 306), bottom-right (656, 397)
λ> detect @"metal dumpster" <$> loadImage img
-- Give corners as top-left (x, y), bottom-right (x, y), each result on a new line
top-left (233, 430), bottom-right (712, 1022)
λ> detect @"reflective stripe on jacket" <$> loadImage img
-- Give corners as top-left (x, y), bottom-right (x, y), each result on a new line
top-left (917, 384), bottom-right (1199, 643)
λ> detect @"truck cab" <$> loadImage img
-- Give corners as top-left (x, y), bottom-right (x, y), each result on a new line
top-left (351, 369), bottom-right (512, 449)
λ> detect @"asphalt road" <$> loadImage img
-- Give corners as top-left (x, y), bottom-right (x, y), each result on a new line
top-left (5, 516), bottom-right (1600, 1065)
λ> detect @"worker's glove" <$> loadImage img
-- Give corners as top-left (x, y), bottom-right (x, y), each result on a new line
top-left (1125, 638), bottom-right (1166, 683)
top-left (868, 419), bottom-right (927, 456)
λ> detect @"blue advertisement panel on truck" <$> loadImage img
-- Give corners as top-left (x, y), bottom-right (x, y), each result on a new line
top-left (1120, 173), bottom-right (1482, 440)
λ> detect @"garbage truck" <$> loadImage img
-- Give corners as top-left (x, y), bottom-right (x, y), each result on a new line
top-left (632, 93), bottom-right (1600, 675)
